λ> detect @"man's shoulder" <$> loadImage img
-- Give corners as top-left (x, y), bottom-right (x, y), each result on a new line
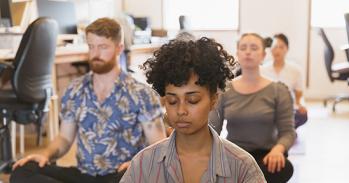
top-left (64, 74), bottom-right (90, 96)
top-left (123, 74), bottom-right (158, 96)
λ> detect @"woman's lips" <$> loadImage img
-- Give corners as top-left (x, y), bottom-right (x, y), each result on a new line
top-left (176, 122), bottom-right (191, 128)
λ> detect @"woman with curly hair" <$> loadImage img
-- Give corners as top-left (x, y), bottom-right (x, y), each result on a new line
top-left (120, 37), bottom-right (266, 183)
top-left (209, 33), bottom-right (296, 183)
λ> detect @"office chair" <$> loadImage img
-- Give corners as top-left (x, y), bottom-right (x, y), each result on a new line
top-left (0, 17), bottom-right (58, 172)
top-left (179, 15), bottom-right (189, 30)
top-left (318, 28), bottom-right (349, 112)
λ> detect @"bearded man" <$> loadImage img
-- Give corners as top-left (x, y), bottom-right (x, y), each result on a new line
top-left (10, 18), bottom-right (166, 183)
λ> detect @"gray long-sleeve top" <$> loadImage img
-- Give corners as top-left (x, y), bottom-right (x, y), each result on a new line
top-left (209, 82), bottom-right (296, 152)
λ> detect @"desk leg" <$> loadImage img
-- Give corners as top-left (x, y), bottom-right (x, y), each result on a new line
top-left (11, 121), bottom-right (16, 159)
top-left (53, 96), bottom-right (59, 136)
top-left (48, 95), bottom-right (59, 141)
top-left (48, 63), bottom-right (60, 141)
top-left (19, 125), bottom-right (24, 155)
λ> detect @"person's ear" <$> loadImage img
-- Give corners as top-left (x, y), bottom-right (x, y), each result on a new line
top-left (115, 42), bottom-right (124, 54)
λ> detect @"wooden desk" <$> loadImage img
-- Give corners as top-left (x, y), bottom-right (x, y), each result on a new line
top-left (129, 43), bottom-right (162, 54)
top-left (0, 43), bottom-right (160, 144)
top-left (0, 45), bottom-right (89, 147)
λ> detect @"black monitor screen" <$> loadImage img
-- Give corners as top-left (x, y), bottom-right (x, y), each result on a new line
top-left (0, 0), bottom-right (12, 27)
top-left (133, 17), bottom-right (149, 31)
top-left (37, 0), bottom-right (77, 34)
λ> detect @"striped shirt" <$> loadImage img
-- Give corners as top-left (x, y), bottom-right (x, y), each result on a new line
top-left (120, 126), bottom-right (266, 183)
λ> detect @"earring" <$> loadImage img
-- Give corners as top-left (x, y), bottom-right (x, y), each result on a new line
top-left (163, 112), bottom-right (169, 125)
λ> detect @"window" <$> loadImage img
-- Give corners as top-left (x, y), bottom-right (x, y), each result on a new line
top-left (163, 0), bottom-right (239, 30)
top-left (311, 0), bottom-right (349, 27)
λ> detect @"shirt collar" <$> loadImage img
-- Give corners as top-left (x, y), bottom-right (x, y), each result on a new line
top-left (83, 70), bottom-right (128, 89)
top-left (156, 130), bottom-right (176, 165)
top-left (157, 126), bottom-right (232, 178)
top-left (209, 125), bottom-right (232, 178)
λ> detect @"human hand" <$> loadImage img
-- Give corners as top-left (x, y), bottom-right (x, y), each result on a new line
top-left (262, 145), bottom-right (285, 173)
top-left (117, 161), bottom-right (131, 172)
top-left (12, 154), bottom-right (49, 170)
top-left (297, 105), bottom-right (307, 114)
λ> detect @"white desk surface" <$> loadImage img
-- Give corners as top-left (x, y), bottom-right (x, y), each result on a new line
top-left (0, 44), bottom-right (89, 61)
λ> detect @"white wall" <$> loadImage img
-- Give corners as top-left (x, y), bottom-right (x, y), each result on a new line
top-left (123, 0), bottom-right (349, 99)
top-left (123, 0), bottom-right (163, 29)
top-left (240, 0), bottom-right (309, 86)
top-left (74, 0), bottom-right (123, 23)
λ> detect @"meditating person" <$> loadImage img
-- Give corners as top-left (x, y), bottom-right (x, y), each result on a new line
top-left (209, 33), bottom-right (296, 183)
top-left (10, 18), bottom-right (166, 183)
top-left (262, 33), bottom-right (307, 128)
top-left (120, 37), bottom-right (266, 183)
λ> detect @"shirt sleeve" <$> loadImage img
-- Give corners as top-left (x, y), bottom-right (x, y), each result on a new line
top-left (120, 160), bottom-right (137, 183)
top-left (136, 87), bottom-right (163, 123)
top-left (120, 150), bottom-right (147, 183)
top-left (240, 160), bottom-right (267, 183)
top-left (208, 94), bottom-right (225, 134)
top-left (275, 82), bottom-right (297, 150)
top-left (294, 66), bottom-right (304, 91)
top-left (59, 83), bottom-right (78, 124)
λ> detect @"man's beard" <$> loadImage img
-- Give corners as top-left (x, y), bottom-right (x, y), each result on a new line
top-left (89, 57), bottom-right (116, 74)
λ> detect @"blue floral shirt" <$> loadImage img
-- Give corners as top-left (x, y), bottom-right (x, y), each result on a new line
top-left (60, 71), bottom-right (163, 176)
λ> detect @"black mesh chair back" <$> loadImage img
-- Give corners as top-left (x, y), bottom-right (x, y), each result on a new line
top-left (318, 28), bottom-right (335, 82)
top-left (0, 18), bottom-right (58, 172)
top-left (12, 17), bottom-right (58, 103)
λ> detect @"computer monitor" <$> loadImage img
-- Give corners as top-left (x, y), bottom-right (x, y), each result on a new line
top-left (0, 0), bottom-right (12, 27)
top-left (133, 17), bottom-right (150, 31)
top-left (36, 0), bottom-right (77, 34)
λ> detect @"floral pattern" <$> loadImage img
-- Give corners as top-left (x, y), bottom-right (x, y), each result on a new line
top-left (60, 71), bottom-right (163, 176)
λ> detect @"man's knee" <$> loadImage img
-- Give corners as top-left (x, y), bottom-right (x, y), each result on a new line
top-left (10, 162), bottom-right (41, 183)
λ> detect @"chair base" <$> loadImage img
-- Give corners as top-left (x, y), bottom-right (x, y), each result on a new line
top-left (323, 94), bottom-right (349, 112)
top-left (0, 160), bottom-right (13, 173)
top-left (0, 122), bottom-right (13, 174)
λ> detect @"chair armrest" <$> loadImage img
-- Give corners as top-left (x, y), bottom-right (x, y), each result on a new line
top-left (0, 60), bottom-right (14, 75)
top-left (332, 62), bottom-right (349, 72)
top-left (0, 60), bottom-right (14, 69)
top-left (340, 44), bottom-right (349, 51)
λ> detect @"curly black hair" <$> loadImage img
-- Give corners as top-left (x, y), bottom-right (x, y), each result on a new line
top-left (142, 37), bottom-right (236, 96)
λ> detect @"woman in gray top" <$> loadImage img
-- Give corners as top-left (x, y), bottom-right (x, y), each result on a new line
top-left (209, 33), bottom-right (296, 183)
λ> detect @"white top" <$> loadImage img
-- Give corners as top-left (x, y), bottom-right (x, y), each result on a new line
top-left (261, 61), bottom-right (303, 96)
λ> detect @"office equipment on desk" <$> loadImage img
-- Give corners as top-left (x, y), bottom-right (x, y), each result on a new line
top-left (179, 15), bottom-right (190, 30)
top-left (0, 0), bottom-right (12, 28)
top-left (36, 0), bottom-right (78, 35)
top-left (133, 17), bottom-right (151, 44)
top-left (318, 28), bottom-right (349, 112)
top-left (37, 0), bottom-right (89, 75)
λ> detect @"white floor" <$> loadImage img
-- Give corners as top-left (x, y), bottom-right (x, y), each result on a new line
top-left (1, 101), bottom-right (349, 183)
top-left (288, 101), bottom-right (349, 183)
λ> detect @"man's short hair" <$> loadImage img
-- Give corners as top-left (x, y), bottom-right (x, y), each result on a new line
top-left (85, 17), bottom-right (123, 44)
